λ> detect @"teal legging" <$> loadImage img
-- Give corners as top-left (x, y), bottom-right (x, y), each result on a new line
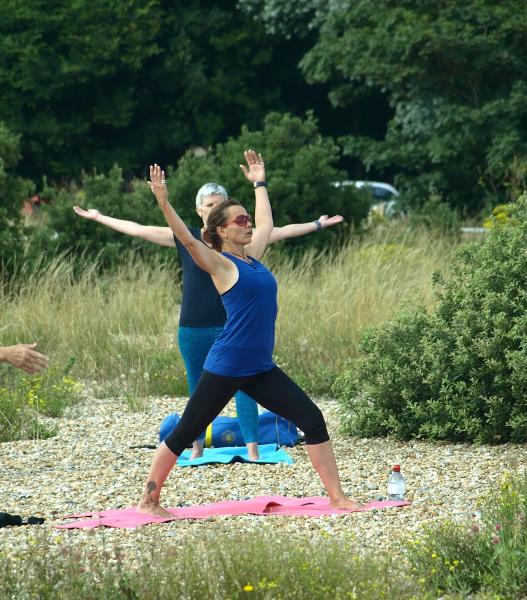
top-left (177, 326), bottom-right (259, 444)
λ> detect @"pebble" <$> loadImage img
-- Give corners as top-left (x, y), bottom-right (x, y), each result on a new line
top-left (1, 395), bottom-right (526, 563)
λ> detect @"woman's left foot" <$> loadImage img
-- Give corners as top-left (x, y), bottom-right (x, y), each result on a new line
top-left (329, 497), bottom-right (361, 511)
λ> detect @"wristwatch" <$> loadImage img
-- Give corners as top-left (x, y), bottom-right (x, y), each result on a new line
top-left (253, 181), bottom-right (268, 188)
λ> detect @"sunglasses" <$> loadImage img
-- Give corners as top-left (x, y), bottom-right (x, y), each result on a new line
top-left (226, 214), bottom-right (253, 227)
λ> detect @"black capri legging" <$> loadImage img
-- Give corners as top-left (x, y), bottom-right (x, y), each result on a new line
top-left (164, 366), bottom-right (329, 456)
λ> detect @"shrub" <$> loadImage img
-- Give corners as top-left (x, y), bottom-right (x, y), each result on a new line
top-left (334, 193), bottom-right (527, 443)
top-left (25, 166), bottom-right (174, 271)
top-left (170, 111), bottom-right (370, 250)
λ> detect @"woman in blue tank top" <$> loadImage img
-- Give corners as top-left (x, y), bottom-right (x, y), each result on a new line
top-left (137, 151), bottom-right (359, 517)
top-left (73, 181), bottom-right (343, 461)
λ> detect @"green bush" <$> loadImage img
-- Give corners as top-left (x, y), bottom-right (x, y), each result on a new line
top-left (408, 189), bottom-right (461, 236)
top-left (334, 193), bottom-right (527, 443)
top-left (170, 111), bottom-right (370, 250)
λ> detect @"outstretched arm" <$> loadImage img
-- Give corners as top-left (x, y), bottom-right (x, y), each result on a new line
top-left (240, 150), bottom-right (273, 260)
top-left (268, 214), bottom-right (344, 244)
top-left (72, 207), bottom-right (175, 247)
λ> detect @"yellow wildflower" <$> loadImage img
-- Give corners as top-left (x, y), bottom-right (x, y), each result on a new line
top-left (243, 585), bottom-right (254, 592)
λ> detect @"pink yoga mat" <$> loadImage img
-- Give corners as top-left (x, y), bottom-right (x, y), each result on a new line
top-left (57, 496), bottom-right (410, 529)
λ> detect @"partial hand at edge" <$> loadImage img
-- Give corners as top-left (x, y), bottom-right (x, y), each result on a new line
top-left (73, 206), bottom-right (100, 221)
top-left (2, 344), bottom-right (49, 374)
top-left (318, 215), bottom-right (344, 228)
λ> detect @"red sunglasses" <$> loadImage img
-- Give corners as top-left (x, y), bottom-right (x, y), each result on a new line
top-left (226, 214), bottom-right (252, 227)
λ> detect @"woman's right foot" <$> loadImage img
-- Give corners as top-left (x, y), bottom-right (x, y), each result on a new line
top-left (136, 500), bottom-right (174, 519)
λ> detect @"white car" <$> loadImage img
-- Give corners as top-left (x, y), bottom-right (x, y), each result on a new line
top-left (334, 180), bottom-right (400, 218)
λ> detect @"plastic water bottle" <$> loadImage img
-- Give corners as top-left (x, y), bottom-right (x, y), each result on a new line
top-left (387, 464), bottom-right (406, 500)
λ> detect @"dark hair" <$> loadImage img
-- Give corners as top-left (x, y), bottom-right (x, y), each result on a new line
top-left (203, 198), bottom-right (243, 251)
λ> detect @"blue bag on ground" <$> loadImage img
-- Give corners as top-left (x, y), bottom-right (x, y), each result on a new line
top-left (159, 410), bottom-right (299, 447)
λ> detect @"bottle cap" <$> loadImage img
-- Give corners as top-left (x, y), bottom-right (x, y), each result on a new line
top-left (392, 465), bottom-right (400, 472)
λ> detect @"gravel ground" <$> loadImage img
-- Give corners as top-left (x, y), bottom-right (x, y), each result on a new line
top-left (1, 394), bottom-right (526, 562)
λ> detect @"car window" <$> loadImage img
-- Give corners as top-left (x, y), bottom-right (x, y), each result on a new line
top-left (371, 187), bottom-right (394, 199)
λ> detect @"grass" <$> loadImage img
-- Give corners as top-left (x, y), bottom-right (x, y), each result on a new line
top-left (0, 224), bottom-right (458, 438)
top-left (408, 470), bottom-right (527, 598)
top-left (2, 470), bottom-right (525, 598)
top-left (0, 360), bottom-right (81, 442)
top-left (1, 255), bottom-right (188, 409)
top-left (0, 532), bottom-right (427, 600)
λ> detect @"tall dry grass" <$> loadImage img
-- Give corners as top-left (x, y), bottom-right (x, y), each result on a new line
top-left (271, 225), bottom-right (458, 393)
top-left (1, 256), bottom-right (181, 382)
top-left (1, 225), bottom-right (460, 397)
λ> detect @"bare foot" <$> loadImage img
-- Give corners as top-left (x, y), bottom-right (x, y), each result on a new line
top-left (246, 442), bottom-right (259, 461)
top-left (136, 501), bottom-right (174, 519)
top-left (329, 497), bottom-right (361, 511)
top-left (190, 440), bottom-right (204, 460)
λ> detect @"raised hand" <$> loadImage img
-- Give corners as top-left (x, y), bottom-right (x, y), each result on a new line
top-left (240, 149), bottom-right (266, 184)
top-left (318, 215), bottom-right (344, 228)
top-left (73, 206), bottom-right (100, 221)
top-left (148, 164), bottom-right (168, 206)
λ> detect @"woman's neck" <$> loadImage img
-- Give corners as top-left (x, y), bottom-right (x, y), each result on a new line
top-left (222, 243), bottom-right (246, 258)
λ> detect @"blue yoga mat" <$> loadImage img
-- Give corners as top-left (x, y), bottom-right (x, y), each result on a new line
top-left (177, 443), bottom-right (293, 467)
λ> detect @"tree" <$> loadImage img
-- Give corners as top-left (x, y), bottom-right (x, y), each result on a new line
top-left (244, 0), bottom-right (527, 211)
top-left (303, 0), bottom-right (527, 210)
top-left (0, 0), bottom-right (325, 180)
top-left (170, 111), bottom-right (370, 245)
top-left (0, 123), bottom-right (34, 272)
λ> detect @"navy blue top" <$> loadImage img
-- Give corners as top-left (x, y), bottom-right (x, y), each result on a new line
top-left (174, 227), bottom-right (226, 327)
top-left (204, 253), bottom-right (278, 377)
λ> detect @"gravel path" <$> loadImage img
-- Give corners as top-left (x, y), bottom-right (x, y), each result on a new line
top-left (1, 394), bottom-right (526, 562)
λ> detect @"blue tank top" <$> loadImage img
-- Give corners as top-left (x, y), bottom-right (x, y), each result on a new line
top-left (204, 253), bottom-right (278, 376)
top-left (174, 228), bottom-right (227, 327)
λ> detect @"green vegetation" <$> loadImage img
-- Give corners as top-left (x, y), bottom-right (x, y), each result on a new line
top-left (0, 223), bottom-right (454, 442)
top-left (0, 362), bottom-right (80, 442)
top-left (248, 0), bottom-right (527, 211)
top-left (0, 0), bottom-right (314, 178)
top-left (0, 0), bottom-right (524, 212)
top-left (409, 471), bottom-right (527, 598)
top-left (0, 531), bottom-right (427, 600)
top-left (335, 195), bottom-right (527, 443)
top-left (3, 471), bottom-right (527, 598)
